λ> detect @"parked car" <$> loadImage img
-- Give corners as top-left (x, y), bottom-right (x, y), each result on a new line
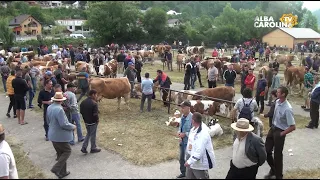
top-left (70, 34), bottom-right (86, 39)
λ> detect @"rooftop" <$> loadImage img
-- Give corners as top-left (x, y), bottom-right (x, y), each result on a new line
top-left (9, 14), bottom-right (31, 26)
top-left (279, 28), bottom-right (320, 39)
top-left (167, 19), bottom-right (179, 24)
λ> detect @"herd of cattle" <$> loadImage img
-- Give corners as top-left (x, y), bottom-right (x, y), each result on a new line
top-left (0, 43), bottom-right (312, 120)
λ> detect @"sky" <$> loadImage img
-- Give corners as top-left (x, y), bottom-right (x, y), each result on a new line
top-left (303, 1), bottom-right (320, 12)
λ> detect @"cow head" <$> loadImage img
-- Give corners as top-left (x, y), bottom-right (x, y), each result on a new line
top-left (87, 63), bottom-right (94, 74)
top-left (208, 118), bottom-right (219, 127)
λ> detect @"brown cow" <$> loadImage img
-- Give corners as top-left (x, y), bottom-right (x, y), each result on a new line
top-left (259, 66), bottom-right (270, 79)
top-left (176, 54), bottom-right (186, 72)
top-left (75, 61), bottom-right (95, 74)
top-left (30, 60), bottom-right (59, 67)
top-left (192, 86), bottom-right (235, 101)
top-left (89, 77), bottom-right (131, 110)
top-left (201, 59), bottom-right (223, 81)
top-left (276, 54), bottom-right (298, 64)
top-left (100, 59), bottom-right (118, 78)
top-left (284, 65), bottom-right (305, 95)
top-left (134, 81), bottom-right (160, 96)
top-left (222, 62), bottom-right (242, 74)
top-left (9, 62), bottom-right (30, 70)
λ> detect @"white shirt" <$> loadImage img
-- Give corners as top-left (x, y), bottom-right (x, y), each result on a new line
top-left (0, 140), bottom-right (19, 179)
top-left (186, 126), bottom-right (216, 170)
top-left (232, 135), bottom-right (257, 169)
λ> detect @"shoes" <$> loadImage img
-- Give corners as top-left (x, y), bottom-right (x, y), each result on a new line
top-left (6, 113), bottom-right (10, 118)
top-left (69, 142), bottom-right (75, 146)
top-left (29, 105), bottom-right (34, 109)
top-left (176, 174), bottom-right (186, 178)
top-left (305, 125), bottom-right (314, 129)
top-left (13, 115), bottom-right (17, 118)
top-left (45, 137), bottom-right (49, 141)
top-left (301, 105), bottom-right (306, 109)
top-left (51, 169), bottom-right (70, 179)
top-left (20, 122), bottom-right (28, 125)
top-left (264, 172), bottom-right (276, 179)
top-left (200, 85), bottom-right (204, 88)
top-left (81, 148), bottom-right (88, 154)
top-left (90, 148), bottom-right (101, 153)
top-left (79, 138), bottom-right (85, 142)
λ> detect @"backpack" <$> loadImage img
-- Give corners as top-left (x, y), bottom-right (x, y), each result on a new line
top-left (239, 98), bottom-right (253, 121)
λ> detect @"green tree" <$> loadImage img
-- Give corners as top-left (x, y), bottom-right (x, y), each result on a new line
top-left (28, 6), bottom-right (47, 25)
top-left (0, 18), bottom-right (15, 49)
top-left (300, 10), bottom-right (319, 32)
top-left (86, 1), bottom-right (143, 44)
top-left (142, 7), bottom-right (167, 41)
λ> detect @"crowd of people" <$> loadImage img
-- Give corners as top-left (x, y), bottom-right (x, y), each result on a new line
top-left (2, 40), bottom-right (320, 179)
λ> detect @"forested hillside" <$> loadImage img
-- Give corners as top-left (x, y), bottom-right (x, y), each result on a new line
top-left (0, 1), bottom-right (319, 47)
top-left (313, 9), bottom-right (320, 26)
top-left (86, 1), bottom-right (318, 45)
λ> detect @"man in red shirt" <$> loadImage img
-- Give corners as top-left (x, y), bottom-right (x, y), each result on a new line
top-left (245, 69), bottom-right (256, 90)
top-left (212, 49), bottom-right (218, 57)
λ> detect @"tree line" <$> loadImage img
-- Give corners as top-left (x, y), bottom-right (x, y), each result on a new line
top-left (86, 1), bottom-right (319, 46)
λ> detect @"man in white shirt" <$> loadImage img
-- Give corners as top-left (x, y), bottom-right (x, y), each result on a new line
top-left (226, 118), bottom-right (266, 179)
top-left (184, 112), bottom-right (215, 179)
top-left (0, 124), bottom-right (19, 179)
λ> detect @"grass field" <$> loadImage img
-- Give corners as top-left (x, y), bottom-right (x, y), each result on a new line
top-left (6, 137), bottom-right (46, 179)
top-left (285, 168), bottom-right (320, 179)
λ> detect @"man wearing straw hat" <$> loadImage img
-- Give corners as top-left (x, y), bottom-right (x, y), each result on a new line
top-left (46, 92), bottom-right (76, 179)
top-left (0, 124), bottom-right (19, 179)
top-left (226, 118), bottom-right (266, 179)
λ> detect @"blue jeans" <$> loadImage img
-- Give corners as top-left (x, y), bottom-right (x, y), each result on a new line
top-left (2, 76), bottom-right (7, 93)
top-left (179, 143), bottom-right (187, 175)
top-left (31, 77), bottom-right (37, 93)
top-left (28, 89), bottom-right (34, 107)
top-left (225, 83), bottom-right (234, 87)
top-left (70, 113), bottom-right (84, 144)
top-left (190, 74), bottom-right (197, 89)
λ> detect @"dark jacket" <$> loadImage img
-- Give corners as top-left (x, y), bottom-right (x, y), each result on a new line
top-left (256, 79), bottom-right (267, 95)
top-left (80, 97), bottom-right (99, 125)
top-left (245, 132), bottom-right (267, 166)
top-left (223, 70), bottom-right (237, 84)
top-left (117, 53), bottom-right (126, 63)
top-left (12, 77), bottom-right (29, 96)
top-left (272, 62), bottom-right (279, 69)
top-left (241, 70), bottom-right (248, 85)
top-left (311, 86), bottom-right (320, 104)
top-left (135, 60), bottom-right (143, 72)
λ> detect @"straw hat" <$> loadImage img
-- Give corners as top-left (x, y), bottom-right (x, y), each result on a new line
top-left (230, 118), bottom-right (254, 132)
top-left (0, 124), bottom-right (4, 135)
top-left (51, 92), bottom-right (67, 102)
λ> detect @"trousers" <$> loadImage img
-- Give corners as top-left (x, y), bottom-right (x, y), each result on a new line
top-left (51, 142), bottom-right (71, 176)
top-left (265, 126), bottom-right (286, 179)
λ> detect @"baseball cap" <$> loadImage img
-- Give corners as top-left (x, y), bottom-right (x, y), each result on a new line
top-left (45, 71), bottom-right (52, 76)
top-left (128, 62), bottom-right (134, 66)
top-left (67, 82), bottom-right (77, 88)
top-left (179, 100), bottom-right (191, 107)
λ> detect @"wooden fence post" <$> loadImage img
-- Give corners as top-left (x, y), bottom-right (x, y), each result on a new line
top-left (168, 89), bottom-right (171, 114)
